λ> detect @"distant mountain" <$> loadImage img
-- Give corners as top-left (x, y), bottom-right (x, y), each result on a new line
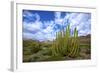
top-left (79, 34), bottom-right (91, 38)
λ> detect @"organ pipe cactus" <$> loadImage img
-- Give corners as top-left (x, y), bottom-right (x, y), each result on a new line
top-left (51, 24), bottom-right (80, 58)
top-left (68, 28), bottom-right (80, 57)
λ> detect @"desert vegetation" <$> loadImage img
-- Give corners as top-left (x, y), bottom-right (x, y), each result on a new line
top-left (23, 24), bottom-right (91, 62)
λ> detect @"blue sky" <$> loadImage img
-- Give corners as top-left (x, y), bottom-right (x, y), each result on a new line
top-left (23, 10), bottom-right (91, 41)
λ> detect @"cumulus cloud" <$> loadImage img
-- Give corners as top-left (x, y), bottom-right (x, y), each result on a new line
top-left (64, 13), bottom-right (91, 36)
top-left (35, 13), bottom-right (40, 21)
top-left (23, 21), bottom-right (43, 33)
top-left (23, 32), bottom-right (35, 39)
top-left (23, 10), bottom-right (41, 23)
top-left (23, 10), bottom-right (34, 17)
top-left (54, 12), bottom-right (64, 26)
top-left (23, 13), bottom-right (56, 41)
top-left (55, 12), bottom-right (61, 19)
top-left (23, 10), bottom-right (91, 41)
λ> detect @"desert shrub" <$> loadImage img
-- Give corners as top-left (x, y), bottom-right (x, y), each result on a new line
top-left (23, 40), bottom-right (42, 54)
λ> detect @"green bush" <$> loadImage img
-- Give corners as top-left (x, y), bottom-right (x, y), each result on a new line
top-left (23, 40), bottom-right (42, 54)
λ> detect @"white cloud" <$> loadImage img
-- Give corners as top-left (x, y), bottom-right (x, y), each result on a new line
top-left (23, 12), bottom-right (43, 33)
top-left (43, 20), bottom-right (54, 28)
top-left (23, 21), bottom-right (42, 32)
top-left (34, 13), bottom-right (40, 21)
top-left (69, 13), bottom-right (83, 28)
top-left (23, 11), bottom-right (91, 41)
top-left (54, 12), bottom-right (64, 26)
top-left (41, 21), bottom-right (56, 41)
top-left (55, 18), bottom-right (63, 25)
top-left (42, 21), bottom-right (56, 34)
top-left (23, 11), bottom-right (41, 22)
top-left (65, 13), bottom-right (91, 36)
top-left (45, 33), bottom-right (55, 41)
top-left (55, 12), bottom-right (61, 19)
top-left (23, 19), bottom-right (56, 41)
top-left (64, 13), bottom-right (70, 19)
top-left (31, 31), bottom-right (55, 41)
top-left (23, 32), bottom-right (34, 39)
top-left (33, 32), bottom-right (45, 41)
top-left (43, 26), bottom-right (53, 34)
top-left (23, 10), bottom-right (34, 17)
